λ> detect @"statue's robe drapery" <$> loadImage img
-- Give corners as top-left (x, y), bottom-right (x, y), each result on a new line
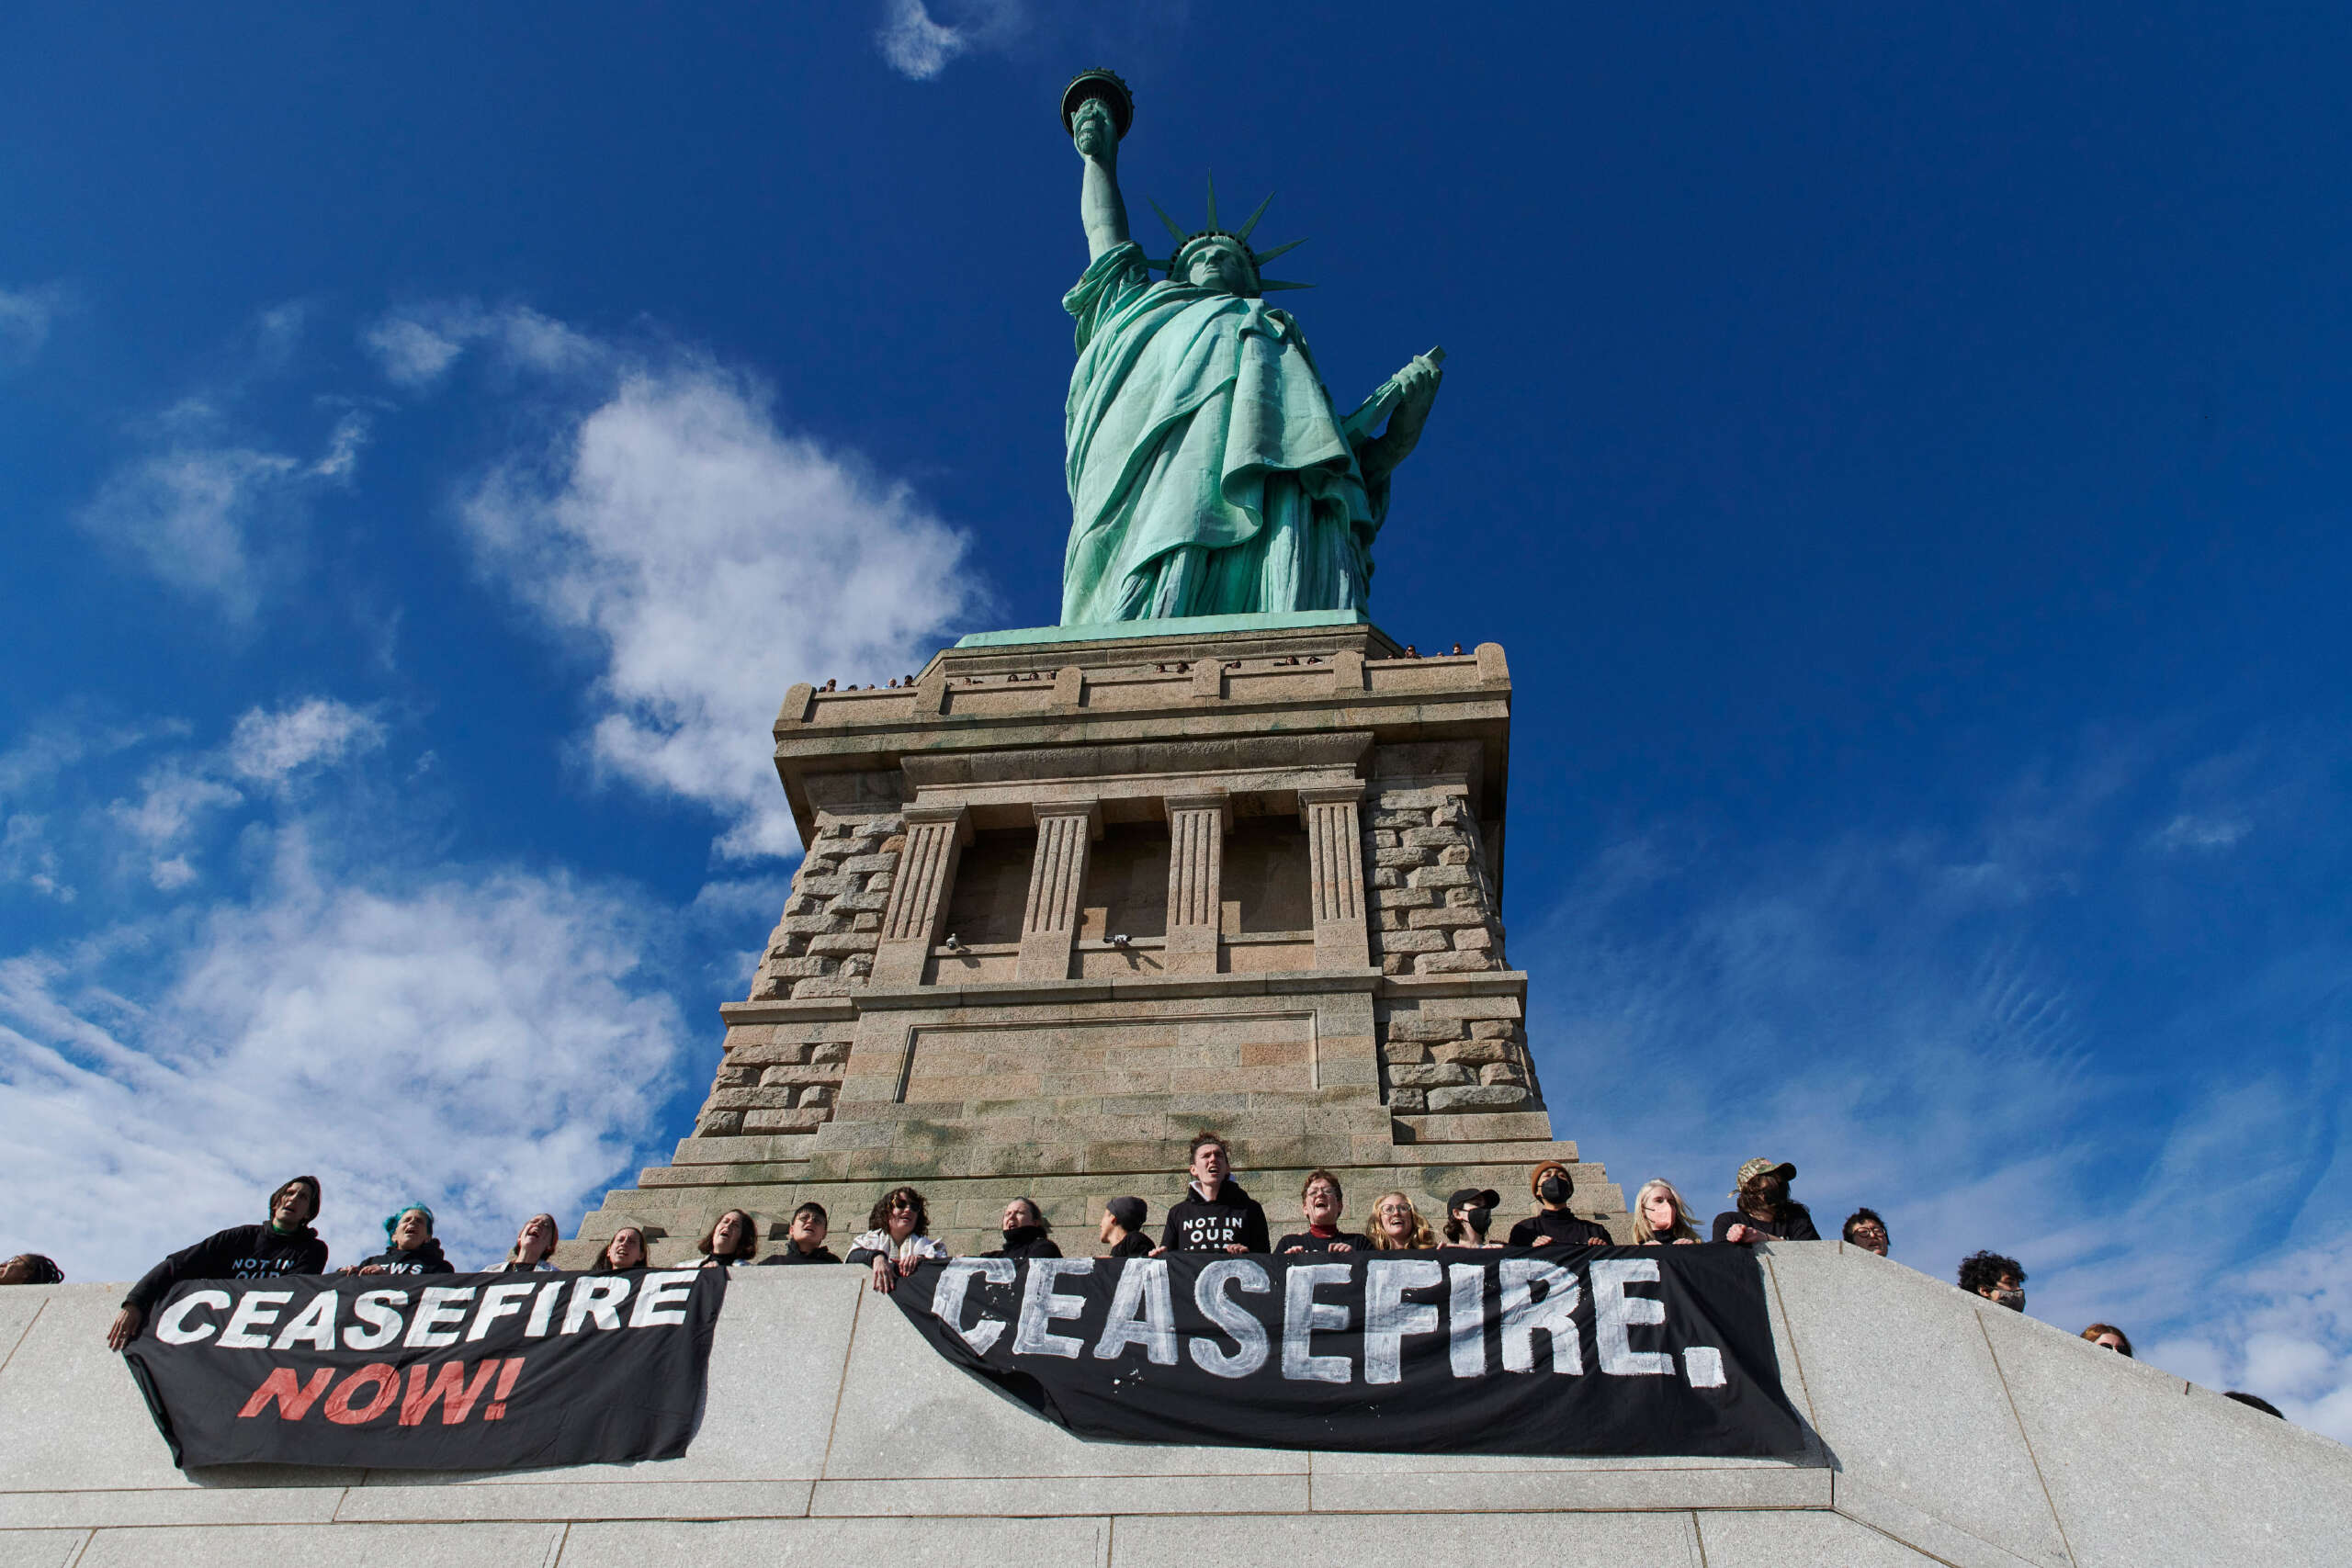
top-left (1061, 241), bottom-right (1386, 625)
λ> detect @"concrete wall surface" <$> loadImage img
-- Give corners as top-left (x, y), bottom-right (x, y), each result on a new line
top-left (0, 1244), bottom-right (2344, 1566)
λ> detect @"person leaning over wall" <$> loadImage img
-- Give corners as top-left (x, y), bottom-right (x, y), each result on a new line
top-left (1712, 1158), bottom-right (1822, 1245)
top-left (1156, 1131), bottom-right (1270, 1255)
top-left (0, 1254), bottom-right (62, 1285)
top-left (593, 1224), bottom-right (650, 1273)
top-left (848, 1187), bottom-right (949, 1293)
top-left (2080, 1322), bottom-right (2133, 1356)
top-left (761, 1202), bottom-right (841, 1265)
top-left (343, 1204), bottom-right (454, 1276)
top-left (502, 1213), bottom-right (561, 1271)
top-left (1442, 1187), bottom-right (1504, 1249)
top-left (1369, 1190), bottom-right (1438, 1250)
top-left (1509, 1160), bottom-right (1611, 1247)
top-left (1277, 1169), bottom-right (1373, 1253)
top-left (107, 1174), bottom-right (329, 1349)
top-left (1841, 1207), bottom-right (1891, 1256)
top-left (1099, 1197), bottom-right (1152, 1258)
top-left (987, 1197), bottom-right (1062, 1260)
top-left (694, 1209), bottom-right (760, 1269)
top-left (1958, 1251), bottom-right (2026, 1311)
top-left (1631, 1179), bottom-right (1702, 1245)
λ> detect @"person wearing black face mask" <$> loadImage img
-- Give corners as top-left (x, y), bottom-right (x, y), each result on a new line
top-left (1508, 1161), bottom-right (1612, 1247)
top-left (1442, 1187), bottom-right (1503, 1248)
top-left (1711, 1157), bottom-right (1822, 1244)
top-left (985, 1196), bottom-right (1063, 1260)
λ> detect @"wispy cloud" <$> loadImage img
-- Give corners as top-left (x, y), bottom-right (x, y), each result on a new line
top-left (0, 282), bottom-right (71, 368)
top-left (0, 708), bottom-right (694, 1280)
top-left (368, 302), bottom-right (980, 860)
top-left (1523, 725), bottom-right (2352, 1436)
top-left (873, 0), bottom-right (1028, 81)
top-left (74, 311), bottom-right (372, 624)
top-left (363, 300), bottom-right (600, 390)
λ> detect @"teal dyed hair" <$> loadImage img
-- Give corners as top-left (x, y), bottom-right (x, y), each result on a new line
top-left (383, 1203), bottom-right (435, 1239)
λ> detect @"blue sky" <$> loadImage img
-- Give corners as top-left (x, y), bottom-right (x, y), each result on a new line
top-left (4, 5), bottom-right (2348, 1431)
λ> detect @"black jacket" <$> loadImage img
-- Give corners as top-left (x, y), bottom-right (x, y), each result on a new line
top-left (1711, 1203), bottom-right (1821, 1243)
top-left (1160, 1179), bottom-right (1271, 1253)
top-left (353, 1238), bottom-right (455, 1276)
top-left (758, 1242), bottom-right (842, 1265)
top-left (1507, 1210), bottom-right (1613, 1248)
top-left (985, 1226), bottom-right (1064, 1260)
top-left (124, 1223), bottom-right (330, 1313)
top-left (1104, 1230), bottom-right (1154, 1258)
top-left (1276, 1230), bottom-right (1375, 1253)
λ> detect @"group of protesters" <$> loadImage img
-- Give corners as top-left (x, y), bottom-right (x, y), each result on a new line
top-left (5, 1133), bottom-right (2285, 1419)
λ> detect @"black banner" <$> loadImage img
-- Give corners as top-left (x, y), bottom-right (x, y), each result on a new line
top-left (123, 1269), bottom-right (723, 1469)
top-left (889, 1247), bottom-right (1805, 1456)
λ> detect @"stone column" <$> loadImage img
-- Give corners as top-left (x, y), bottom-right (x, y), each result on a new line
top-left (870, 802), bottom-right (970, 987)
top-left (1016, 800), bottom-right (1102, 981)
top-left (1161, 791), bottom-right (1230, 976)
top-left (1301, 783), bottom-right (1372, 970)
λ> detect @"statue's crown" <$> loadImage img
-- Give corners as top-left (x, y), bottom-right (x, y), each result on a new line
top-left (1144, 176), bottom-right (1311, 297)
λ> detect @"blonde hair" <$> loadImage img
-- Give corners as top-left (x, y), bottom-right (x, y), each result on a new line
top-left (1369, 1190), bottom-right (1437, 1250)
top-left (1631, 1179), bottom-right (1700, 1244)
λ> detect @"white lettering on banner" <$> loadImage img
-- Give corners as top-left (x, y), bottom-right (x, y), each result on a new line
top-left (1499, 1258), bottom-right (1581, 1374)
top-left (468, 1281), bottom-right (538, 1341)
top-left (1363, 1259), bottom-right (1443, 1384)
top-left (343, 1289), bottom-right (408, 1350)
top-left (1188, 1258), bottom-right (1270, 1377)
top-left (1590, 1258), bottom-right (1673, 1376)
top-left (155, 1290), bottom-right (231, 1345)
top-left (404, 1285), bottom-right (478, 1348)
top-left (1092, 1258), bottom-right (1178, 1365)
top-left (933, 1258), bottom-right (1017, 1353)
top-left (524, 1279), bottom-right (566, 1337)
top-left (270, 1291), bottom-right (338, 1351)
top-left (1013, 1258), bottom-right (1096, 1359)
top-left (628, 1270), bottom-right (698, 1328)
top-left (217, 1290), bottom-right (293, 1349)
top-left (1684, 1345), bottom-right (1726, 1388)
top-left (562, 1276), bottom-right (633, 1334)
top-left (1447, 1263), bottom-right (1487, 1377)
top-left (1280, 1263), bottom-right (1352, 1383)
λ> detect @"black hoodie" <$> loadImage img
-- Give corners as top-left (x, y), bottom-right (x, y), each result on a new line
top-left (352, 1237), bottom-right (455, 1276)
top-left (986, 1225), bottom-right (1064, 1260)
top-left (1159, 1179), bottom-right (1271, 1253)
top-left (123, 1223), bottom-right (331, 1313)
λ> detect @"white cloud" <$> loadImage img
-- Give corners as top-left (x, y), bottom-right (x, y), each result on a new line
top-left (2155, 811), bottom-right (2251, 852)
top-left (0, 283), bottom-right (69, 367)
top-left (876, 0), bottom-right (968, 79)
top-left (78, 446), bottom-right (301, 622)
top-left (1522, 729), bottom-right (2352, 1438)
top-left (106, 764), bottom-right (244, 850)
top-left (364, 301), bottom-right (602, 389)
top-left (0, 826), bottom-right (691, 1281)
top-left (228, 697), bottom-right (387, 784)
top-left (0, 816), bottom-right (72, 902)
top-left (458, 346), bottom-right (978, 858)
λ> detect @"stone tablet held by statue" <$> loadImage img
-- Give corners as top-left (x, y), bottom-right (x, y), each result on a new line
top-left (1061, 72), bottom-right (1445, 626)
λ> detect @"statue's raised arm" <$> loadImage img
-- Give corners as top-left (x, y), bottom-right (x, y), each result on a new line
top-left (1070, 96), bottom-right (1129, 260)
top-left (1055, 71), bottom-right (1443, 627)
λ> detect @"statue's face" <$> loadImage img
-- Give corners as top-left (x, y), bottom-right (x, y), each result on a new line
top-left (1185, 239), bottom-right (1254, 296)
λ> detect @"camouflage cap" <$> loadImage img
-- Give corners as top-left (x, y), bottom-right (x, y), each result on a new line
top-left (1733, 1157), bottom-right (1797, 1199)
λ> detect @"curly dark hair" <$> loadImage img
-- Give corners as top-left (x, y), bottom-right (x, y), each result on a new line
top-left (1842, 1207), bottom-right (1888, 1244)
top-left (1957, 1250), bottom-right (2026, 1294)
top-left (6, 1254), bottom-right (62, 1284)
top-left (866, 1186), bottom-right (930, 1235)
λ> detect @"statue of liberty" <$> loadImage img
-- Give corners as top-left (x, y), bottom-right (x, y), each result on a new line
top-left (1060, 72), bottom-right (1445, 626)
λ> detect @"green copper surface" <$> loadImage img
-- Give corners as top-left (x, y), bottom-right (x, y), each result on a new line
top-left (954, 608), bottom-right (1372, 649)
top-left (1060, 84), bottom-right (1444, 628)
